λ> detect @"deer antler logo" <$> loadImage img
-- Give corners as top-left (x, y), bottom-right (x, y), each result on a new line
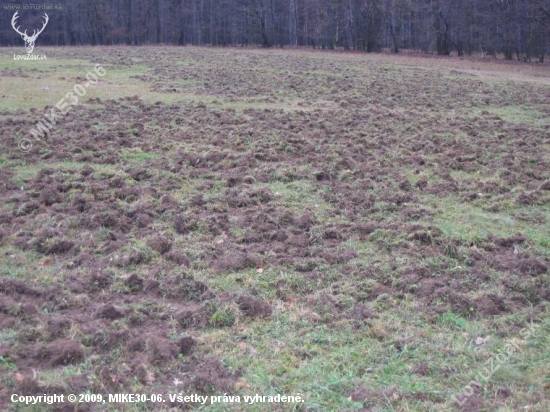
top-left (11, 11), bottom-right (49, 54)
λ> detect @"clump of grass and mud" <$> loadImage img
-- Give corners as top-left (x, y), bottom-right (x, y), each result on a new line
top-left (0, 46), bottom-right (549, 411)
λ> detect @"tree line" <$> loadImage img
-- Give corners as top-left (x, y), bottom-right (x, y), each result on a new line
top-left (1, 0), bottom-right (549, 61)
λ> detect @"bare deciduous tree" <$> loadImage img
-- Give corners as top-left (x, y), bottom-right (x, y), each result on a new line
top-left (1, 0), bottom-right (548, 59)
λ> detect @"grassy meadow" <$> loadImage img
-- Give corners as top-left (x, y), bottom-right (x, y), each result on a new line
top-left (0, 46), bottom-right (549, 411)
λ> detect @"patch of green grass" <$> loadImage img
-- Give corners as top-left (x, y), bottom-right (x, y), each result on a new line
top-left (0, 57), bottom-right (119, 110)
top-left (0, 327), bottom-right (18, 348)
top-left (433, 195), bottom-right (550, 259)
top-left (435, 196), bottom-right (523, 240)
top-left (475, 106), bottom-right (550, 127)
top-left (436, 312), bottom-right (468, 329)
top-left (259, 180), bottom-right (332, 216)
top-left (198, 299), bottom-right (549, 411)
top-left (209, 309), bottom-right (237, 327)
top-left (119, 148), bottom-right (159, 162)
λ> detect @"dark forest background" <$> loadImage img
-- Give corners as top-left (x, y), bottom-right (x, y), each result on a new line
top-left (1, 0), bottom-right (549, 61)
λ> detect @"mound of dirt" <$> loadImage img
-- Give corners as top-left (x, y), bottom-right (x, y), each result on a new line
top-left (237, 296), bottom-right (272, 318)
